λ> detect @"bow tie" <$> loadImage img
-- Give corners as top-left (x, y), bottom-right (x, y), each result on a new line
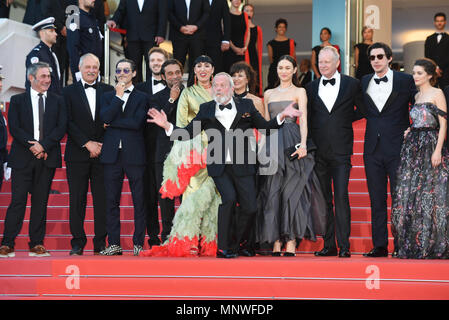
top-left (219, 103), bottom-right (232, 111)
top-left (124, 89), bottom-right (131, 94)
top-left (84, 82), bottom-right (97, 89)
top-left (153, 79), bottom-right (164, 85)
top-left (323, 78), bottom-right (336, 86)
top-left (374, 76), bottom-right (388, 85)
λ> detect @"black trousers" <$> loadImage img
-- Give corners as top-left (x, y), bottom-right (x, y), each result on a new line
top-left (66, 160), bottom-right (107, 252)
top-left (206, 43), bottom-right (224, 74)
top-left (103, 151), bottom-right (146, 246)
top-left (127, 40), bottom-right (154, 83)
top-left (1, 159), bottom-right (55, 249)
top-left (155, 161), bottom-right (175, 242)
top-left (172, 36), bottom-right (205, 81)
top-left (212, 165), bottom-right (257, 252)
top-left (364, 144), bottom-right (400, 250)
top-left (143, 161), bottom-right (160, 244)
top-left (314, 151), bottom-right (352, 251)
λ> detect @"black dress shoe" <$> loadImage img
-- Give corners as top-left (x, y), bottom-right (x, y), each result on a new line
top-left (338, 249), bottom-right (351, 258)
top-left (363, 247), bottom-right (388, 257)
top-left (148, 237), bottom-right (161, 247)
top-left (216, 250), bottom-right (238, 259)
top-left (314, 248), bottom-right (338, 257)
top-left (238, 248), bottom-right (255, 257)
top-left (283, 252), bottom-right (295, 257)
top-left (271, 252), bottom-right (282, 257)
top-left (70, 247), bottom-right (83, 256)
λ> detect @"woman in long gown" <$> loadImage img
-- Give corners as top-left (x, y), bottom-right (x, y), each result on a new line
top-left (256, 55), bottom-right (326, 256)
top-left (354, 26), bottom-right (374, 80)
top-left (391, 58), bottom-right (449, 259)
top-left (140, 55), bottom-right (221, 257)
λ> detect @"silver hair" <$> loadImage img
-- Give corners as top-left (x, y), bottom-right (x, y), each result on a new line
top-left (319, 46), bottom-right (340, 62)
top-left (212, 72), bottom-right (235, 88)
top-left (79, 53), bottom-right (100, 68)
top-left (26, 61), bottom-right (50, 78)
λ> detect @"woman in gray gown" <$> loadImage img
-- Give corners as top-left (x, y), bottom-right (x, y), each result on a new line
top-left (256, 55), bottom-right (326, 256)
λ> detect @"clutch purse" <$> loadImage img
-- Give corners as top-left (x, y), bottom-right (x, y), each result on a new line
top-left (285, 145), bottom-right (299, 161)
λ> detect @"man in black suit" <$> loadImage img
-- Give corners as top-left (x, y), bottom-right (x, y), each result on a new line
top-left (0, 62), bottom-right (67, 258)
top-left (136, 47), bottom-right (169, 247)
top-left (148, 59), bottom-right (184, 243)
top-left (425, 12), bottom-right (449, 89)
top-left (306, 46), bottom-right (364, 258)
top-left (63, 53), bottom-right (114, 256)
top-left (107, 0), bottom-right (167, 83)
top-left (0, 70), bottom-right (8, 192)
top-left (361, 42), bottom-right (416, 258)
top-left (99, 59), bottom-right (148, 256)
top-left (168, 0), bottom-right (210, 80)
top-left (205, 0), bottom-right (230, 74)
top-left (148, 72), bottom-right (300, 258)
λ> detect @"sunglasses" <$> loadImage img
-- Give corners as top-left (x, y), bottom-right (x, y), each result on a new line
top-left (369, 54), bottom-right (386, 61)
top-left (115, 68), bottom-right (131, 74)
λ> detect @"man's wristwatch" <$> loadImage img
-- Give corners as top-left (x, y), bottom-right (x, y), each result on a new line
top-left (168, 97), bottom-right (175, 104)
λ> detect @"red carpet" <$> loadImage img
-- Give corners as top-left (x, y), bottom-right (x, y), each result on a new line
top-left (0, 118), bottom-right (448, 300)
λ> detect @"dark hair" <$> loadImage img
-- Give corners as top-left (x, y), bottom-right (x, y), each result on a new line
top-left (275, 18), bottom-right (288, 29)
top-left (414, 58), bottom-right (438, 86)
top-left (116, 58), bottom-right (136, 72)
top-left (434, 12), bottom-right (446, 20)
top-left (229, 61), bottom-right (257, 94)
top-left (367, 42), bottom-right (393, 59)
top-left (275, 55), bottom-right (301, 88)
top-left (161, 59), bottom-right (183, 76)
top-left (242, 3), bottom-right (254, 12)
top-left (148, 47), bottom-right (170, 60)
top-left (188, 55), bottom-right (214, 86)
top-left (320, 27), bottom-right (332, 36)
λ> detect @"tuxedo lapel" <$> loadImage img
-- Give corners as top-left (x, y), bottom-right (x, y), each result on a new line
top-left (380, 72), bottom-right (400, 114)
top-left (330, 75), bottom-right (348, 113)
top-left (76, 81), bottom-right (95, 121)
top-left (25, 92), bottom-right (35, 135)
top-left (362, 74), bottom-right (381, 114)
top-left (230, 99), bottom-right (244, 130)
top-left (312, 80), bottom-right (330, 113)
top-left (95, 84), bottom-right (104, 121)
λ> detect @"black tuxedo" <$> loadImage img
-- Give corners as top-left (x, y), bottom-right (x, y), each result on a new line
top-left (444, 86), bottom-right (449, 149)
top-left (425, 32), bottom-right (449, 88)
top-left (168, 0), bottom-right (210, 75)
top-left (361, 71), bottom-right (416, 250)
top-left (0, 114), bottom-right (7, 191)
top-left (1, 90), bottom-right (67, 249)
top-left (205, 0), bottom-right (231, 73)
top-left (147, 86), bottom-right (182, 242)
top-left (306, 74), bottom-right (364, 252)
top-left (99, 89), bottom-right (148, 247)
top-left (170, 97), bottom-right (280, 252)
top-left (135, 80), bottom-right (166, 245)
top-left (112, 0), bottom-right (168, 82)
top-left (63, 81), bottom-right (114, 252)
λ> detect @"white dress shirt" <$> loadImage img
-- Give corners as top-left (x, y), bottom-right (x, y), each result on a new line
top-left (30, 88), bottom-right (47, 141)
top-left (81, 79), bottom-right (97, 120)
top-left (318, 71), bottom-right (341, 112)
top-left (137, 0), bottom-right (145, 12)
top-left (367, 68), bottom-right (393, 113)
top-left (185, 0), bottom-right (191, 20)
top-left (152, 76), bottom-right (166, 95)
top-left (116, 85), bottom-right (134, 148)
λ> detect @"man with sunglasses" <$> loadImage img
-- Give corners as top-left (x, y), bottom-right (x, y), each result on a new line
top-left (361, 42), bottom-right (416, 258)
top-left (99, 59), bottom-right (148, 256)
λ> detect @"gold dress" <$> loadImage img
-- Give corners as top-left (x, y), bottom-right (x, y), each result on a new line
top-left (141, 85), bottom-right (221, 257)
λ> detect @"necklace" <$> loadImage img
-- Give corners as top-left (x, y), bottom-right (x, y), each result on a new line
top-left (277, 84), bottom-right (293, 92)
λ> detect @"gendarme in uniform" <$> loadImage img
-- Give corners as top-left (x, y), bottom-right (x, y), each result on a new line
top-left (25, 17), bottom-right (62, 95)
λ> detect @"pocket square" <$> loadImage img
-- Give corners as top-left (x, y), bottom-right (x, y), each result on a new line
top-left (242, 112), bottom-right (251, 118)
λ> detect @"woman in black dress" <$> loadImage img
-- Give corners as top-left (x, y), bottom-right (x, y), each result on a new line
top-left (354, 26), bottom-right (374, 80)
top-left (311, 27), bottom-right (340, 79)
top-left (223, 0), bottom-right (250, 73)
top-left (243, 3), bottom-right (263, 96)
top-left (266, 18), bottom-right (296, 90)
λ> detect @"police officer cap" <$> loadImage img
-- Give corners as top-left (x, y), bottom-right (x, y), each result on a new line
top-left (32, 17), bottom-right (57, 32)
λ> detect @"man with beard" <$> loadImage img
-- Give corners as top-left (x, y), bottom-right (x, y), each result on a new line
top-left (147, 72), bottom-right (300, 258)
top-left (136, 47), bottom-right (169, 247)
top-left (148, 59), bottom-right (184, 243)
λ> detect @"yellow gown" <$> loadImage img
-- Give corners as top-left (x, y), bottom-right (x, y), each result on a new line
top-left (142, 85), bottom-right (221, 257)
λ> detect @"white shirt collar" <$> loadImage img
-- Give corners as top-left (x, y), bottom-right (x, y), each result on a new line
top-left (30, 87), bottom-right (47, 98)
top-left (374, 68), bottom-right (393, 80)
top-left (321, 70), bottom-right (340, 81)
top-left (80, 78), bottom-right (96, 88)
top-left (124, 84), bottom-right (134, 93)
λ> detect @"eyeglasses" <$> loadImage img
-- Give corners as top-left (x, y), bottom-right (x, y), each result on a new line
top-left (369, 54), bottom-right (386, 61)
top-left (115, 68), bottom-right (131, 74)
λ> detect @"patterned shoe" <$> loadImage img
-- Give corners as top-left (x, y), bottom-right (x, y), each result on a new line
top-left (99, 245), bottom-right (123, 256)
top-left (29, 245), bottom-right (51, 257)
top-left (0, 245), bottom-right (15, 258)
top-left (133, 245), bottom-right (143, 256)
